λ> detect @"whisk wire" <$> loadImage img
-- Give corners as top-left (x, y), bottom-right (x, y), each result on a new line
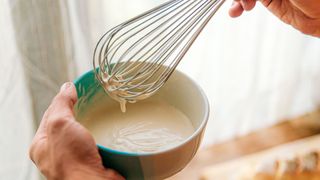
top-left (94, 0), bottom-right (182, 82)
top-left (93, 0), bottom-right (225, 101)
top-left (110, 0), bottom-right (203, 84)
top-left (123, 0), bottom-right (220, 94)
top-left (109, 0), bottom-right (196, 78)
top-left (135, 0), bottom-right (222, 97)
top-left (107, 0), bottom-right (208, 93)
top-left (114, 0), bottom-right (206, 78)
top-left (107, 0), bottom-right (187, 75)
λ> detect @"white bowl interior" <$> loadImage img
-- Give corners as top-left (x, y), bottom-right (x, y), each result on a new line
top-left (76, 69), bottom-right (209, 153)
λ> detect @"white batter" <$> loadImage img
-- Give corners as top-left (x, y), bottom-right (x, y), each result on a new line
top-left (80, 99), bottom-right (194, 153)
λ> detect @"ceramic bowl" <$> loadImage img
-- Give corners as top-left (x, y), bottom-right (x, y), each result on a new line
top-left (74, 68), bottom-right (209, 180)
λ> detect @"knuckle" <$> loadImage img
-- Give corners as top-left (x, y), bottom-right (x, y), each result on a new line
top-left (29, 142), bottom-right (37, 161)
top-left (29, 139), bottom-right (46, 166)
top-left (48, 117), bottom-right (70, 133)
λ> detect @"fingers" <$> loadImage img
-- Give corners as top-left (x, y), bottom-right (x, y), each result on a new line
top-left (259, 0), bottom-right (273, 8)
top-left (229, 0), bottom-right (257, 18)
top-left (240, 0), bottom-right (256, 11)
top-left (229, 1), bottom-right (244, 17)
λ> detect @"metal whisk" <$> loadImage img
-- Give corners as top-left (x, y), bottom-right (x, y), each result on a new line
top-left (93, 0), bottom-right (225, 104)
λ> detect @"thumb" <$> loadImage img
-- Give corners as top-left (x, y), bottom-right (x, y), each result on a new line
top-left (58, 82), bottom-right (78, 106)
top-left (35, 82), bottom-right (78, 139)
top-left (45, 82), bottom-right (78, 122)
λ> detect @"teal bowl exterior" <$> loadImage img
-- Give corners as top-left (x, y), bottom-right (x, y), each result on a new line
top-left (73, 69), bottom-right (209, 180)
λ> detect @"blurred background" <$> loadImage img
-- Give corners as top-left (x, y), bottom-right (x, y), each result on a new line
top-left (1, 0), bottom-right (320, 179)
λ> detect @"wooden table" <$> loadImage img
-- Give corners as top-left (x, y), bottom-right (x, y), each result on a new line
top-left (201, 135), bottom-right (320, 179)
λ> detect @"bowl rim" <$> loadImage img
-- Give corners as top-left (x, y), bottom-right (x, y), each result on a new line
top-left (74, 68), bottom-right (210, 157)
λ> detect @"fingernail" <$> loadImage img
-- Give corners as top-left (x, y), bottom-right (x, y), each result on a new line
top-left (60, 82), bottom-right (72, 92)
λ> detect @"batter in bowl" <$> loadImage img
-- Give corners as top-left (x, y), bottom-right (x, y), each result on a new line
top-left (79, 98), bottom-right (195, 153)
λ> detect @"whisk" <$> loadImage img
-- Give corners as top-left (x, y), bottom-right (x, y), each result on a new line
top-left (93, 0), bottom-right (225, 107)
